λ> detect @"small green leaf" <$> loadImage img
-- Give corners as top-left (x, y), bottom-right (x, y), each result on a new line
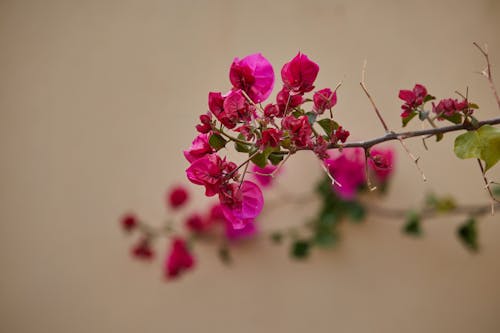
top-left (403, 211), bottom-right (422, 236)
top-left (457, 218), bottom-right (478, 252)
top-left (435, 132), bottom-right (444, 142)
top-left (209, 133), bottom-right (227, 150)
top-left (317, 118), bottom-right (339, 136)
top-left (492, 185), bottom-right (500, 197)
top-left (454, 125), bottom-right (500, 171)
top-left (345, 201), bottom-right (366, 222)
top-left (306, 112), bottom-right (317, 125)
top-left (268, 152), bottom-right (284, 165)
top-left (218, 245), bottom-right (232, 265)
top-left (291, 240), bottom-right (310, 259)
top-left (442, 113), bottom-right (463, 124)
top-left (402, 111), bottom-right (418, 127)
top-left (251, 152), bottom-right (267, 168)
top-left (468, 103), bottom-right (479, 109)
top-left (314, 228), bottom-right (338, 248)
top-left (235, 142), bottom-right (251, 153)
top-left (423, 95), bottom-right (436, 103)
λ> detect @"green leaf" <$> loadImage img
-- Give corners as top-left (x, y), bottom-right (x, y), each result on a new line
top-left (403, 211), bottom-right (422, 236)
top-left (306, 111), bottom-right (317, 125)
top-left (218, 245), bottom-right (232, 265)
top-left (345, 201), bottom-right (366, 222)
top-left (268, 152), bottom-right (284, 165)
top-left (317, 118), bottom-right (339, 136)
top-left (457, 218), bottom-right (478, 252)
top-left (442, 113), bottom-right (463, 124)
top-left (209, 133), bottom-right (227, 150)
top-left (291, 240), bottom-right (311, 259)
top-left (402, 111), bottom-right (418, 127)
top-left (251, 147), bottom-right (275, 168)
top-left (468, 103), bottom-right (479, 109)
top-left (435, 132), bottom-right (444, 142)
top-left (454, 125), bottom-right (500, 171)
top-left (313, 228), bottom-right (338, 248)
top-left (423, 95), bottom-right (435, 103)
top-left (492, 185), bottom-right (500, 198)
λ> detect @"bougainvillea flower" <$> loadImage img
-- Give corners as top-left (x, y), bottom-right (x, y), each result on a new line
top-left (196, 113), bottom-right (212, 134)
top-left (259, 128), bottom-right (282, 149)
top-left (225, 218), bottom-right (257, 240)
top-left (167, 185), bottom-right (189, 209)
top-left (281, 52), bottom-right (319, 94)
top-left (229, 53), bottom-right (275, 103)
top-left (220, 181), bottom-right (264, 229)
top-left (208, 92), bottom-right (236, 129)
top-left (276, 88), bottom-right (303, 116)
top-left (186, 154), bottom-right (225, 196)
top-left (282, 115), bottom-right (313, 147)
top-left (331, 126), bottom-right (350, 144)
top-left (369, 147), bottom-right (395, 183)
top-left (313, 88), bottom-right (337, 114)
top-left (120, 213), bottom-right (138, 232)
top-left (131, 238), bottom-right (154, 260)
top-left (183, 133), bottom-right (214, 163)
top-left (399, 83), bottom-right (429, 118)
top-left (185, 212), bottom-right (212, 233)
top-left (324, 148), bottom-right (366, 200)
top-left (432, 98), bottom-right (469, 120)
top-left (251, 163), bottom-right (279, 187)
top-left (165, 238), bottom-right (195, 279)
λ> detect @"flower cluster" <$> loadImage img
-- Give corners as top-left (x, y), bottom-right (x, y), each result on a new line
top-left (185, 52), bottom-right (352, 229)
top-left (398, 84), bottom-right (478, 127)
top-left (324, 147), bottom-right (395, 200)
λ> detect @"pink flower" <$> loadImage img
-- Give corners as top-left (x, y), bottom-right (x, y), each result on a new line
top-left (165, 238), bottom-right (195, 279)
top-left (369, 147), bottom-right (395, 183)
top-left (186, 154), bottom-right (225, 196)
top-left (229, 53), bottom-right (275, 103)
top-left (251, 163), bottom-right (278, 187)
top-left (281, 52), bottom-right (319, 94)
top-left (195, 113), bottom-right (212, 134)
top-left (310, 135), bottom-right (329, 160)
top-left (225, 219), bottom-right (257, 240)
top-left (399, 84), bottom-right (429, 118)
top-left (120, 213), bottom-right (138, 232)
top-left (264, 103), bottom-right (280, 118)
top-left (432, 98), bottom-right (469, 120)
top-left (331, 126), bottom-right (350, 144)
top-left (325, 148), bottom-right (366, 200)
top-left (220, 181), bottom-right (264, 229)
top-left (276, 88), bottom-right (303, 116)
top-left (282, 115), bottom-right (313, 147)
top-left (313, 88), bottom-right (337, 114)
top-left (183, 133), bottom-right (214, 163)
top-left (131, 238), bottom-right (154, 260)
top-left (185, 212), bottom-right (211, 233)
top-left (167, 185), bottom-right (189, 209)
top-left (259, 128), bottom-right (282, 149)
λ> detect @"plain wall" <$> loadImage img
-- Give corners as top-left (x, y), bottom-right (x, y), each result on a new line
top-left (1, 0), bottom-right (500, 332)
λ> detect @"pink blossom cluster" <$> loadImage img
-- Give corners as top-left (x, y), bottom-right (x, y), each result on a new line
top-left (399, 84), bottom-right (476, 125)
top-left (185, 52), bottom-right (352, 229)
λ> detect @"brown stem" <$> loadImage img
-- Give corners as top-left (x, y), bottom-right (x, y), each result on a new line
top-left (473, 42), bottom-right (500, 111)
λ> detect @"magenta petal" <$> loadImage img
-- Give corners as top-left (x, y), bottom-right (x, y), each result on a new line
top-left (230, 53), bottom-right (275, 103)
top-left (398, 90), bottom-right (415, 103)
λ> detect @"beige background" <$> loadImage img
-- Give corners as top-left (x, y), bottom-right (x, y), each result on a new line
top-left (1, 0), bottom-right (500, 332)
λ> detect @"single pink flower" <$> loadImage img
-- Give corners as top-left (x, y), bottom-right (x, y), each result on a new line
top-left (259, 128), bottom-right (282, 149)
top-left (331, 126), bottom-right (350, 144)
top-left (183, 133), bottom-right (214, 163)
top-left (369, 147), bottom-right (395, 183)
top-left (185, 212), bottom-right (212, 233)
top-left (165, 238), bottom-right (195, 279)
top-left (167, 185), bottom-right (189, 209)
top-left (398, 83), bottom-right (429, 118)
top-left (195, 113), bottom-right (212, 134)
top-left (131, 238), bottom-right (154, 260)
top-left (282, 115), bottom-right (313, 147)
top-left (220, 181), bottom-right (264, 229)
top-left (432, 98), bottom-right (469, 120)
top-left (325, 148), bottom-right (366, 200)
top-left (313, 88), bottom-right (337, 114)
top-left (281, 52), bottom-right (319, 94)
top-left (229, 53), bottom-right (275, 103)
top-left (186, 154), bottom-right (225, 196)
top-left (276, 88), bottom-right (303, 116)
top-left (120, 213), bottom-right (138, 232)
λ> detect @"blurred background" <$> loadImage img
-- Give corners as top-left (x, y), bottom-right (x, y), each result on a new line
top-left (1, 0), bottom-right (500, 332)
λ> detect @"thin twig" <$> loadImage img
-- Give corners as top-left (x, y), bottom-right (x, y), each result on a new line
top-left (477, 159), bottom-right (500, 214)
top-left (473, 42), bottom-right (500, 111)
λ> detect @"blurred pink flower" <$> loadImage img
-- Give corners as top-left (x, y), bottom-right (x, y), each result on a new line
top-left (165, 238), bottom-right (195, 279)
top-left (325, 148), bottom-right (366, 200)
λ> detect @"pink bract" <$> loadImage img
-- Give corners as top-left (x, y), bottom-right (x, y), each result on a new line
top-left (221, 181), bottom-right (264, 229)
top-left (225, 219), bottom-right (257, 240)
top-left (313, 88), bottom-right (337, 114)
top-left (325, 148), bottom-right (366, 200)
top-left (165, 238), bottom-right (195, 279)
top-left (183, 133), bottom-right (214, 163)
top-left (229, 53), bottom-right (275, 103)
top-left (281, 52), bottom-right (319, 94)
top-left (369, 147), bottom-right (395, 183)
top-left (186, 154), bottom-right (224, 197)
top-left (251, 164), bottom-right (278, 188)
